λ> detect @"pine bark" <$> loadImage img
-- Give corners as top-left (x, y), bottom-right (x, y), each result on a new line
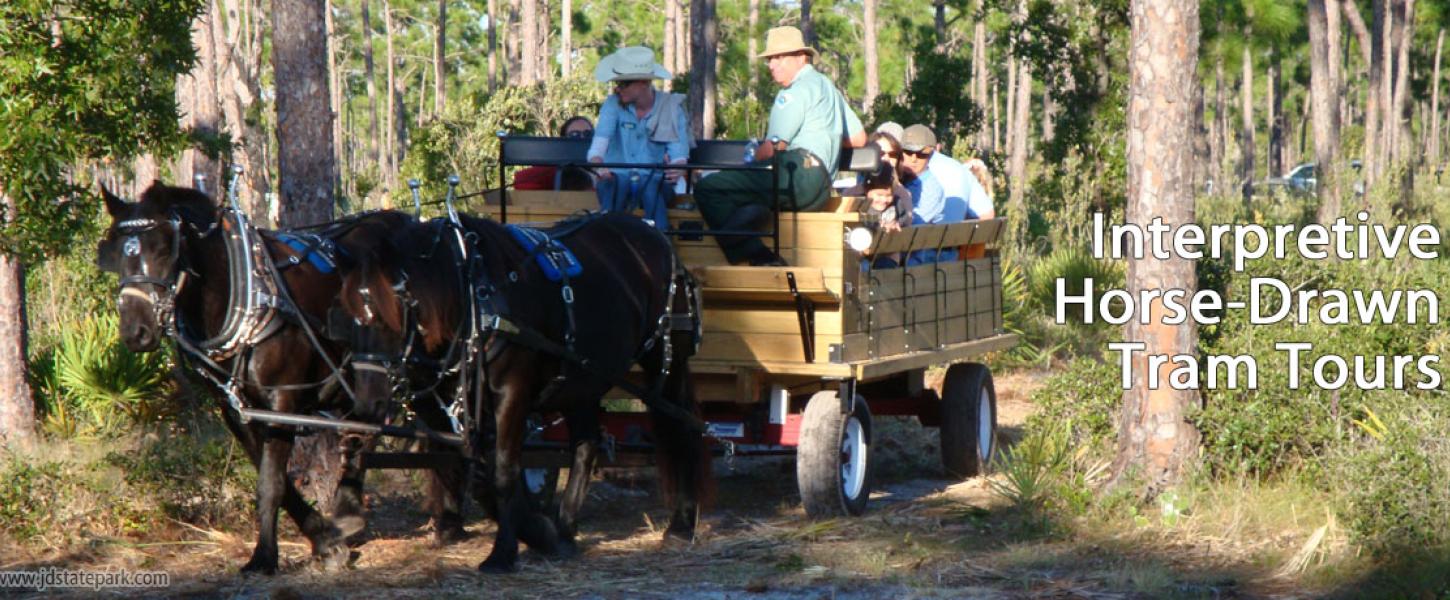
top-left (1213, 7), bottom-right (1226, 190)
top-left (178, 3), bottom-right (223, 193)
top-left (384, 0), bottom-right (398, 186)
top-left (801, 0), bottom-right (815, 48)
top-left (1008, 60), bottom-right (1030, 246)
top-left (487, 0), bottom-right (499, 91)
top-left (1390, 0), bottom-right (1414, 167)
top-left (1115, 0), bottom-right (1202, 494)
top-left (362, 0), bottom-right (380, 165)
top-left (1432, 28), bottom-right (1444, 168)
top-left (1239, 19), bottom-right (1255, 205)
top-left (747, 0), bottom-right (758, 90)
top-left (272, 0), bottom-right (336, 227)
top-left (326, 0), bottom-right (344, 195)
top-left (1365, 0), bottom-right (1385, 182)
top-left (1267, 50), bottom-right (1284, 177)
top-left (561, 0), bottom-right (572, 77)
top-left (863, 0), bottom-right (879, 114)
top-left (689, 0), bottom-right (718, 139)
top-left (0, 185), bottom-right (34, 448)
top-left (1311, 0), bottom-right (1344, 222)
top-left (934, 0), bottom-right (947, 51)
top-left (974, 5), bottom-right (990, 151)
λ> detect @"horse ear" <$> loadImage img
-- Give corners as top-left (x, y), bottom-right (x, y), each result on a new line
top-left (101, 186), bottom-right (127, 217)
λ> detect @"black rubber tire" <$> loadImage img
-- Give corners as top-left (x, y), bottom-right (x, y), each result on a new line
top-left (797, 391), bottom-right (873, 517)
top-left (940, 363), bottom-right (998, 478)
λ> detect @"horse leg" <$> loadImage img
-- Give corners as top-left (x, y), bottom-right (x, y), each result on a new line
top-left (331, 433), bottom-right (375, 541)
top-left (554, 406), bottom-right (600, 559)
top-left (478, 381), bottom-right (559, 573)
top-left (239, 424), bottom-right (295, 574)
top-left (642, 348), bottom-right (711, 544)
top-left (412, 388), bottom-right (472, 546)
top-left (219, 402), bottom-right (346, 573)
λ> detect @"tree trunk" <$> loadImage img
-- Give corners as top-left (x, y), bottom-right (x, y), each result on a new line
top-left (974, 5), bottom-right (990, 151)
top-left (934, 0), bottom-right (947, 51)
top-left (384, 0), bottom-right (399, 187)
top-left (863, 0), bottom-right (879, 114)
top-left (747, 0), bottom-right (758, 91)
top-left (1005, 54), bottom-right (1018, 157)
top-left (272, 0), bottom-right (336, 227)
top-left (1432, 28), bottom-right (1444, 168)
top-left (679, 0), bottom-right (691, 72)
top-left (0, 186), bottom-right (34, 449)
top-left (362, 0), bottom-right (381, 166)
top-left (487, 0), bottom-right (499, 91)
top-left (1213, 15), bottom-right (1226, 191)
top-left (179, 4), bottom-right (223, 193)
top-left (992, 78), bottom-right (1001, 150)
top-left (536, 0), bottom-right (551, 81)
top-left (216, 0), bottom-right (269, 215)
top-left (1114, 0), bottom-right (1202, 494)
top-left (326, 0), bottom-right (344, 197)
top-left (1390, 0), bottom-right (1413, 168)
top-left (801, 0), bottom-right (815, 48)
top-left (1008, 60), bottom-right (1030, 247)
top-left (665, 0), bottom-right (678, 75)
top-left (435, 0), bottom-right (447, 114)
top-left (1365, 0), bottom-right (1385, 182)
top-left (521, 0), bottom-right (537, 85)
top-left (1268, 50), bottom-right (1285, 178)
top-left (688, 0), bottom-right (718, 140)
top-left (1239, 23), bottom-right (1255, 206)
top-left (1311, 0), bottom-right (1344, 222)
top-left (561, 0), bottom-right (572, 77)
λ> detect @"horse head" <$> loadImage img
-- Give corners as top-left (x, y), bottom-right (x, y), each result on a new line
top-left (96, 181), bottom-right (219, 352)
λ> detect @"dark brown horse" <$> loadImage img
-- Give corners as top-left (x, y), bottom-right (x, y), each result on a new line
top-left (339, 211), bottom-right (710, 573)
top-left (95, 182), bottom-right (457, 574)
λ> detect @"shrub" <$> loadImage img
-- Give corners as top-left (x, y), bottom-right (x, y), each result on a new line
top-left (106, 433), bottom-right (255, 527)
top-left (1326, 403), bottom-right (1450, 557)
top-left (47, 314), bottom-right (175, 436)
top-left (1027, 356), bottom-right (1121, 454)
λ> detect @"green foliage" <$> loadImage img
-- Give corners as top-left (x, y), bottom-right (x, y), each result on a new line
top-left (0, 459), bottom-right (68, 541)
top-left (397, 75), bottom-right (606, 206)
top-left (47, 314), bottom-right (175, 436)
top-left (1326, 402), bottom-right (1450, 558)
top-left (1027, 357), bottom-right (1122, 453)
top-left (0, 0), bottom-right (203, 261)
top-left (1026, 246), bottom-right (1124, 323)
top-left (871, 50), bottom-right (984, 150)
top-left (106, 433), bottom-right (255, 526)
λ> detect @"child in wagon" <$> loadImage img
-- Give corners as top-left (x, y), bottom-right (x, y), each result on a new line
top-left (859, 161), bottom-right (912, 269)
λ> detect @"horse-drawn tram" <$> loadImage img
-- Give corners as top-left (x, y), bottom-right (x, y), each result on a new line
top-left (490, 134), bottom-right (1018, 517)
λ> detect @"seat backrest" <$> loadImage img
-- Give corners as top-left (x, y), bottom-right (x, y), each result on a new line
top-left (687, 140), bottom-right (753, 167)
top-left (498, 135), bottom-right (590, 167)
top-left (838, 145), bottom-right (881, 174)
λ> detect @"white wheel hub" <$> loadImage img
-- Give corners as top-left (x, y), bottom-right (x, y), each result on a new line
top-left (841, 416), bottom-right (867, 501)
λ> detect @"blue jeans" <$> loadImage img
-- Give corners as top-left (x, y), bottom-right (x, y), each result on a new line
top-left (596, 170), bottom-right (672, 231)
top-left (905, 247), bottom-right (959, 266)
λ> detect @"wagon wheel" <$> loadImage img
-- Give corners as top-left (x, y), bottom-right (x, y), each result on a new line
top-left (798, 390), bottom-right (873, 517)
top-left (940, 363), bottom-right (998, 478)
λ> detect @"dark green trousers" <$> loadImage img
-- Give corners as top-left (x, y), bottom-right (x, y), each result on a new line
top-left (695, 149), bottom-right (830, 263)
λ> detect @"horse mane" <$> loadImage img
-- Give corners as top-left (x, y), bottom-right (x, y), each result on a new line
top-left (138, 180), bottom-right (219, 228)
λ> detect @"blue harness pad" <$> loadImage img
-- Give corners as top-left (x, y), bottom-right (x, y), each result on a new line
top-left (276, 233), bottom-right (340, 274)
top-left (506, 225), bottom-right (583, 282)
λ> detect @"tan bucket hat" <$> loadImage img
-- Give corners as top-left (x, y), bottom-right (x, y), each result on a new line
top-left (757, 26), bottom-right (819, 59)
top-left (594, 46), bottom-right (672, 83)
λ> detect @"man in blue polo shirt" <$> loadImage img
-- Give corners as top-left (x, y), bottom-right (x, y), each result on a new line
top-left (897, 124), bottom-right (994, 263)
top-left (695, 26), bottom-right (865, 266)
top-left (588, 46), bottom-right (693, 231)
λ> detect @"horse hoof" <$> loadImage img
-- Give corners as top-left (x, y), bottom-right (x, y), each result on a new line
top-left (239, 556), bottom-right (278, 576)
top-left (662, 526), bottom-right (696, 547)
top-left (431, 526), bottom-right (471, 548)
top-left (477, 558), bottom-right (518, 574)
top-left (334, 515), bottom-right (367, 539)
top-left (315, 543), bottom-right (352, 572)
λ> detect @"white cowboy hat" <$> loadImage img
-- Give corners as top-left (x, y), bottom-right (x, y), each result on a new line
top-left (757, 26), bottom-right (818, 59)
top-left (594, 46), bottom-right (672, 83)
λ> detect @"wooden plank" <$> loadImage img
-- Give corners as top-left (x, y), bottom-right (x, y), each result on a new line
top-left (861, 287), bottom-right (998, 329)
top-left (695, 330), bottom-right (847, 365)
top-left (695, 266), bottom-right (826, 291)
top-left (691, 359), bottom-right (852, 378)
top-left (853, 334), bottom-right (1019, 380)
top-left (702, 307), bottom-right (846, 336)
top-left (678, 245), bottom-right (848, 271)
top-left (861, 259), bottom-right (999, 301)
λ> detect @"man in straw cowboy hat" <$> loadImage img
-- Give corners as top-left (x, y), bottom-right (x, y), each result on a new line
top-left (695, 26), bottom-right (865, 266)
top-left (588, 45), bottom-right (693, 231)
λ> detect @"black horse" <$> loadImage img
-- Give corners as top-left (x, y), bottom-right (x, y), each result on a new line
top-left (339, 211), bottom-right (711, 573)
top-left (95, 182), bottom-right (459, 574)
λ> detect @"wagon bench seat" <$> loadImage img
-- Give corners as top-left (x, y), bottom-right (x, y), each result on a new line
top-left (692, 266), bottom-right (839, 305)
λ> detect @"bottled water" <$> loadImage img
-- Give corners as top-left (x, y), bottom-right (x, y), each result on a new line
top-left (744, 138), bottom-right (760, 163)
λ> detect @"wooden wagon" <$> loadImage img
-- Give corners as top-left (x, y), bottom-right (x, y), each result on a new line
top-left (477, 136), bottom-right (1019, 517)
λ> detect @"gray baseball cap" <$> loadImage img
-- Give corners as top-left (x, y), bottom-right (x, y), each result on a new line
top-left (900, 124), bottom-right (937, 153)
top-left (875, 121), bottom-right (905, 143)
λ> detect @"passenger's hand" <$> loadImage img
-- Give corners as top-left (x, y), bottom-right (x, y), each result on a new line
top-left (882, 220), bottom-right (902, 233)
top-left (665, 168), bottom-right (684, 183)
top-left (590, 156), bottom-right (612, 179)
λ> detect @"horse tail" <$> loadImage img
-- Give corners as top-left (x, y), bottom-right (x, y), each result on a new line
top-left (648, 354), bottom-right (715, 512)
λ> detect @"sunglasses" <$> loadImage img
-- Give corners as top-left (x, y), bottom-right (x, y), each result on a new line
top-left (904, 149), bottom-right (933, 159)
top-left (565, 129), bottom-right (594, 139)
top-left (613, 80), bottom-right (646, 90)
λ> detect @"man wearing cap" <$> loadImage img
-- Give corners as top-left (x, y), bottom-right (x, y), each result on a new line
top-left (589, 46), bottom-right (693, 231)
top-left (897, 123), bottom-right (995, 263)
top-left (695, 26), bottom-right (866, 266)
